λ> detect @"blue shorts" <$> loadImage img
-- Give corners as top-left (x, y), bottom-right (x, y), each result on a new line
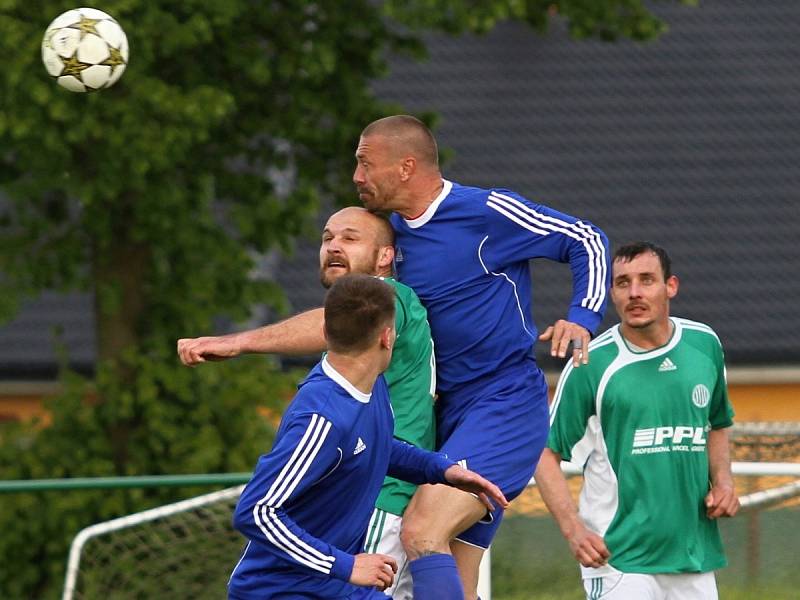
top-left (436, 360), bottom-right (549, 548)
top-left (231, 586), bottom-right (387, 599)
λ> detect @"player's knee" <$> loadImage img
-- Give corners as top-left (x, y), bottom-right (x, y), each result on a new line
top-left (400, 516), bottom-right (449, 560)
top-left (399, 518), bottom-right (421, 558)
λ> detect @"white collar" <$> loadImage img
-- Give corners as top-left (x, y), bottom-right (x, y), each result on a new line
top-left (321, 357), bottom-right (371, 403)
top-left (404, 179), bottom-right (453, 229)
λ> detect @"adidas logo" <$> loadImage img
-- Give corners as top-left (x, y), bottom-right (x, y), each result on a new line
top-left (353, 437), bottom-right (367, 455)
top-left (658, 357), bottom-right (677, 372)
top-left (395, 247), bottom-right (404, 263)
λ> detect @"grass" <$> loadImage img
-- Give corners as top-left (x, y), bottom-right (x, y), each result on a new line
top-left (490, 507), bottom-right (800, 599)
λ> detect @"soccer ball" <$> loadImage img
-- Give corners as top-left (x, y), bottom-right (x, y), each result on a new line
top-left (42, 7), bottom-right (129, 92)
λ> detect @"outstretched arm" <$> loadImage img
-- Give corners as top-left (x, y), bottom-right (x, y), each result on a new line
top-left (705, 427), bottom-right (739, 519)
top-left (535, 448), bottom-right (610, 568)
top-left (177, 308), bottom-right (325, 365)
top-left (387, 440), bottom-right (508, 513)
top-left (442, 463), bottom-right (509, 513)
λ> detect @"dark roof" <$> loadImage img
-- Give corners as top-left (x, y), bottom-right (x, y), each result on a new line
top-left (1, 0), bottom-right (798, 377)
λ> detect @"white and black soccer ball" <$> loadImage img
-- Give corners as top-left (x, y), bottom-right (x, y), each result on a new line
top-left (42, 7), bottom-right (129, 92)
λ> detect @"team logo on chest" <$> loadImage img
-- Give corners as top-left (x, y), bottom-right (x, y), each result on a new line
top-left (691, 384), bottom-right (710, 408)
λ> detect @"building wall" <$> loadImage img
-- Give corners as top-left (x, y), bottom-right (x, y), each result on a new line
top-left (1, 0), bottom-right (799, 378)
top-left (2, 376), bottom-right (797, 425)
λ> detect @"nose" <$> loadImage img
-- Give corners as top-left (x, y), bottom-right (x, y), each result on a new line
top-left (353, 164), bottom-right (364, 185)
top-left (327, 238), bottom-right (343, 253)
top-left (628, 281), bottom-right (643, 297)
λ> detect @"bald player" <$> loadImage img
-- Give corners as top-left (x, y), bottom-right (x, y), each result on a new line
top-left (350, 115), bottom-right (610, 599)
top-left (178, 207), bottom-right (436, 599)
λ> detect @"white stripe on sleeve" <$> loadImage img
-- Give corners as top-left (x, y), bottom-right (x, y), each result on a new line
top-left (487, 191), bottom-right (607, 312)
top-left (252, 414), bottom-right (336, 574)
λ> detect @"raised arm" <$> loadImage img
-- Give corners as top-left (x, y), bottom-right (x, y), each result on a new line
top-left (177, 307), bottom-right (325, 365)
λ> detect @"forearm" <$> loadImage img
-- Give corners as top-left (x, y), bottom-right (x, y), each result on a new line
top-left (535, 449), bottom-right (584, 539)
top-left (237, 308), bottom-right (326, 355)
top-left (387, 440), bottom-right (454, 485)
top-left (708, 428), bottom-right (734, 488)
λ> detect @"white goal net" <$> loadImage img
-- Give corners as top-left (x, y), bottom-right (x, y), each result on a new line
top-left (63, 422), bottom-right (800, 600)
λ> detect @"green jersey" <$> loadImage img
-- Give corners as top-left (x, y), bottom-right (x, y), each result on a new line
top-left (377, 277), bottom-right (436, 516)
top-left (547, 317), bottom-right (734, 576)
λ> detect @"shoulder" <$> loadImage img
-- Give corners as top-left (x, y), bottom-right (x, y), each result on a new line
top-left (381, 277), bottom-right (421, 305)
top-left (446, 181), bottom-right (506, 214)
top-left (556, 327), bottom-right (622, 386)
top-left (675, 317), bottom-right (723, 348)
top-left (293, 376), bottom-right (350, 422)
top-left (581, 326), bottom-right (623, 366)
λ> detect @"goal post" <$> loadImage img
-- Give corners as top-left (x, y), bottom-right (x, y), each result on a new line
top-left (61, 423), bottom-right (800, 600)
top-left (62, 485), bottom-right (245, 600)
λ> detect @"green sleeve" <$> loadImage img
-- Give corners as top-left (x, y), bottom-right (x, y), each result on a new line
top-left (547, 363), bottom-right (597, 462)
top-left (394, 294), bottom-right (407, 336)
top-left (709, 340), bottom-right (734, 429)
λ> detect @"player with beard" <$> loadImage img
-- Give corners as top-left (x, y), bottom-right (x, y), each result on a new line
top-left (179, 207), bottom-right (435, 599)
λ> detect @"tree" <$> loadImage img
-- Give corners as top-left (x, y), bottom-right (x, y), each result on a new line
top-left (0, 1), bottom-right (681, 596)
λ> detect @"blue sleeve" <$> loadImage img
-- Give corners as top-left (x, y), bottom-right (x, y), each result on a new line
top-left (232, 412), bottom-right (355, 582)
top-left (387, 439), bottom-right (455, 484)
top-left (482, 189), bottom-right (610, 335)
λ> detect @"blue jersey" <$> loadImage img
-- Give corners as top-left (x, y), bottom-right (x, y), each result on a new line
top-left (391, 180), bottom-right (609, 393)
top-left (229, 358), bottom-right (454, 599)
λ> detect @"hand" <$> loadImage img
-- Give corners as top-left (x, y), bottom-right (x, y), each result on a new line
top-left (539, 320), bottom-right (590, 367)
top-left (705, 484), bottom-right (739, 519)
top-left (443, 464), bottom-right (509, 512)
top-left (176, 335), bottom-right (241, 366)
top-left (349, 553), bottom-right (397, 591)
top-left (566, 524), bottom-right (610, 568)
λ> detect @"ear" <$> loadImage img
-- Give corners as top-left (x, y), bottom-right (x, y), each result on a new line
top-left (377, 245), bottom-right (395, 270)
top-left (379, 326), bottom-right (394, 351)
top-left (666, 275), bottom-right (679, 299)
top-left (399, 156), bottom-right (416, 182)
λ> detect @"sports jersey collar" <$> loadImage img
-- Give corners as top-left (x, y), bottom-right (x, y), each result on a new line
top-left (404, 179), bottom-right (452, 229)
top-left (615, 318), bottom-right (681, 356)
top-left (321, 356), bottom-right (371, 403)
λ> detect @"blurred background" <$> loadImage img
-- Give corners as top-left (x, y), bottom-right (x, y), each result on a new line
top-left (0, 1), bottom-right (797, 598)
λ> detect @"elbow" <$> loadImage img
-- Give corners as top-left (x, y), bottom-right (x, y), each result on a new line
top-left (232, 502), bottom-right (254, 534)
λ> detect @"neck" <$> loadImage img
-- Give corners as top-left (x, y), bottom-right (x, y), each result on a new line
top-left (398, 177), bottom-right (444, 220)
top-left (621, 318), bottom-right (674, 350)
top-left (325, 352), bottom-right (383, 394)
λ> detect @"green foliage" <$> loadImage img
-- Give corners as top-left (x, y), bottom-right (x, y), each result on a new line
top-left (0, 354), bottom-right (301, 599)
top-left (0, 0), bottom-right (680, 596)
